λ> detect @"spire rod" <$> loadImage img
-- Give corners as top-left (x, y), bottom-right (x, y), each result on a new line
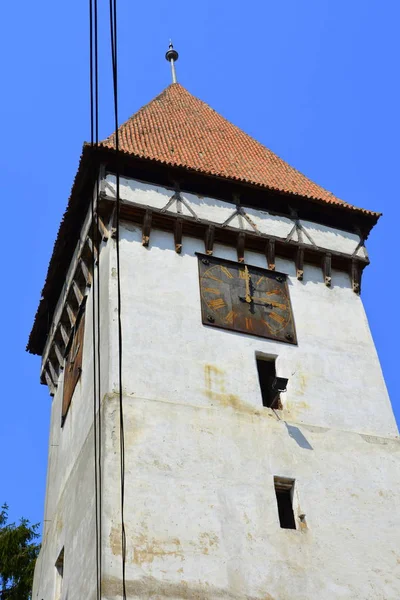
top-left (165, 41), bottom-right (179, 83)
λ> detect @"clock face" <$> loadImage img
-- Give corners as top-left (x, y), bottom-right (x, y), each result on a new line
top-left (197, 254), bottom-right (297, 344)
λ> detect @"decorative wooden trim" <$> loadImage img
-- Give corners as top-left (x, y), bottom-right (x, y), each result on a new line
top-left (86, 236), bottom-right (98, 262)
top-left (296, 247), bottom-right (304, 280)
top-left (79, 258), bottom-right (92, 287)
top-left (103, 196), bottom-right (369, 270)
top-left (266, 239), bottom-right (275, 271)
top-left (72, 280), bottom-right (84, 305)
top-left (44, 369), bottom-right (56, 397)
top-left (54, 342), bottom-right (65, 369)
top-left (174, 218), bottom-right (183, 253)
top-left (65, 303), bottom-right (76, 328)
top-left (48, 359), bottom-right (58, 385)
top-left (204, 224), bottom-right (215, 255)
top-left (323, 253), bottom-right (332, 287)
top-left (237, 232), bottom-right (245, 263)
top-left (142, 209), bottom-right (152, 247)
top-left (59, 323), bottom-right (69, 347)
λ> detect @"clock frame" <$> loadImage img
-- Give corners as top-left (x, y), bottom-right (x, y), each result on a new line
top-left (197, 253), bottom-right (297, 344)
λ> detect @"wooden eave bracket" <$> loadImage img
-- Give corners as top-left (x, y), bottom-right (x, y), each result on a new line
top-left (296, 246), bottom-right (304, 280)
top-left (101, 197), bottom-right (370, 296)
top-left (142, 209), bottom-right (152, 247)
top-left (323, 253), bottom-right (332, 287)
top-left (237, 232), bottom-right (245, 263)
top-left (351, 259), bottom-right (361, 294)
top-left (97, 214), bottom-right (110, 241)
top-left (53, 341), bottom-right (64, 370)
top-left (174, 218), bottom-right (183, 253)
top-left (44, 368), bottom-right (56, 397)
top-left (204, 225), bottom-right (215, 255)
top-left (266, 239), bottom-right (276, 271)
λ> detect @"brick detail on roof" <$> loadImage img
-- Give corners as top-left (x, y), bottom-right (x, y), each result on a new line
top-left (100, 83), bottom-right (374, 214)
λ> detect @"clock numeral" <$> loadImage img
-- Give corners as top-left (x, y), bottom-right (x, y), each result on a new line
top-left (245, 317), bottom-right (254, 331)
top-left (221, 266), bottom-right (234, 279)
top-left (204, 287), bottom-right (221, 295)
top-left (256, 276), bottom-right (265, 286)
top-left (239, 269), bottom-right (248, 279)
top-left (268, 300), bottom-right (287, 310)
top-left (204, 271), bottom-right (223, 283)
top-left (224, 310), bottom-right (235, 325)
top-left (208, 298), bottom-right (226, 310)
top-left (269, 312), bottom-right (286, 325)
top-left (266, 288), bottom-right (282, 296)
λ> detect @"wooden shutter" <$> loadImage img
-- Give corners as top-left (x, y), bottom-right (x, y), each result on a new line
top-left (62, 312), bottom-right (85, 425)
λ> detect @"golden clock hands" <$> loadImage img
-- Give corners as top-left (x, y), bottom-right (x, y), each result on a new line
top-left (250, 298), bottom-right (287, 310)
top-left (244, 265), bottom-right (252, 303)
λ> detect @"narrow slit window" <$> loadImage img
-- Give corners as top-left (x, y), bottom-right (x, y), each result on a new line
top-left (256, 356), bottom-right (282, 408)
top-left (55, 548), bottom-right (64, 600)
top-left (274, 477), bottom-right (296, 529)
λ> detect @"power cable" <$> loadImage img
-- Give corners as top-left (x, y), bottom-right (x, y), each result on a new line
top-left (89, 0), bottom-right (101, 597)
top-left (108, 0), bottom-right (127, 597)
top-left (93, 0), bottom-right (103, 595)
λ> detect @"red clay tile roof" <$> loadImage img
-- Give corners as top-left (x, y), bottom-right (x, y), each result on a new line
top-left (100, 83), bottom-right (377, 216)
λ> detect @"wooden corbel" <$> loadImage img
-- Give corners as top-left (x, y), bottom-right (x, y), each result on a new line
top-left (174, 218), bottom-right (183, 253)
top-left (266, 239), bottom-right (275, 271)
top-left (351, 259), bottom-right (361, 294)
top-left (323, 253), bottom-right (332, 287)
top-left (97, 214), bottom-right (109, 241)
top-left (296, 247), bottom-right (304, 280)
top-left (142, 209), bottom-right (152, 247)
top-left (204, 225), bottom-right (215, 255)
top-left (237, 232), bottom-right (245, 263)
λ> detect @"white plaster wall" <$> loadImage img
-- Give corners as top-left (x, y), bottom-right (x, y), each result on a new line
top-left (115, 224), bottom-right (396, 438)
top-left (100, 223), bottom-right (400, 599)
top-left (102, 395), bottom-right (400, 600)
top-left (105, 175), bottom-right (365, 256)
top-left (34, 210), bottom-right (400, 600)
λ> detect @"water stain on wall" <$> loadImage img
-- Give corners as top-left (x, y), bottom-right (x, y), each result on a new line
top-left (203, 365), bottom-right (261, 416)
top-left (102, 574), bottom-right (276, 599)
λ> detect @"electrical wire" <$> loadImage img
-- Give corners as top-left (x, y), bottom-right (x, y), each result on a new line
top-left (93, 0), bottom-right (103, 595)
top-left (89, 0), bottom-right (101, 597)
top-left (108, 0), bottom-right (127, 597)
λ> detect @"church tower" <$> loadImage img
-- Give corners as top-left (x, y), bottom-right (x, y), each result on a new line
top-left (29, 54), bottom-right (400, 599)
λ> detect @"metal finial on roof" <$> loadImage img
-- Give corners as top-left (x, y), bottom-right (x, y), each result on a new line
top-left (165, 41), bottom-right (179, 84)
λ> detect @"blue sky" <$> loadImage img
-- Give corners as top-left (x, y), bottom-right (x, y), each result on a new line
top-left (1, 0), bottom-right (399, 528)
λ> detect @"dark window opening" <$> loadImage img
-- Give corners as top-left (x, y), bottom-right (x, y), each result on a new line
top-left (274, 477), bottom-right (296, 529)
top-left (256, 356), bottom-right (282, 409)
top-left (55, 548), bottom-right (64, 600)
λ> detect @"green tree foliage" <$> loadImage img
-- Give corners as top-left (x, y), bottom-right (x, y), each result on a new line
top-left (0, 504), bottom-right (40, 599)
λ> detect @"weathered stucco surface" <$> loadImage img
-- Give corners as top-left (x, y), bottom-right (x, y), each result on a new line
top-left (33, 178), bottom-right (400, 600)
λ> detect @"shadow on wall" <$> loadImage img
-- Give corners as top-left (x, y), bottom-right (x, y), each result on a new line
top-left (285, 423), bottom-right (313, 450)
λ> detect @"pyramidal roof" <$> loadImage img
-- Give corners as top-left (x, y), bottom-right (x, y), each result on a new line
top-left (99, 83), bottom-right (373, 214)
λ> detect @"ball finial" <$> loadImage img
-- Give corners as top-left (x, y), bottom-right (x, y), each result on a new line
top-left (165, 41), bottom-right (179, 83)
